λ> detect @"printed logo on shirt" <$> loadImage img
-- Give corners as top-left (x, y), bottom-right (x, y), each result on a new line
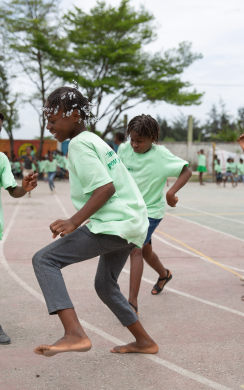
top-left (106, 149), bottom-right (121, 170)
top-left (107, 157), bottom-right (121, 170)
top-left (106, 150), bottom-right (115, 158)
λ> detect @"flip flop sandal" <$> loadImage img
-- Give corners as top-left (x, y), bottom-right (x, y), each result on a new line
top-left (129, 302), bottom-right (139, 316)
top-left (151, 270), bottom-right (172, 295)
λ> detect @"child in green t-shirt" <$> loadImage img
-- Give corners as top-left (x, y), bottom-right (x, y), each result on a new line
top-left (118, 114), bottom-right (192, 316)
top-left (196, 150), bottom-right (207, 185)
top-left (0, 112), bottom-right (38, 345)
top-left (223, 158), bottom-right (235, 187)
top-left (236, 158), bottom-right (244, 185)
top-left (214, 159), bottom-right (222, 184)
top-left (32, 87), bottom-right (159, 358)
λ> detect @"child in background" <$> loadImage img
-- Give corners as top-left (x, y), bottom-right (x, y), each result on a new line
top-left (196, 150), bottom-right (207, 185)
top-left (14, 159), bottom-right (22, 179)
top-left (0, 112), bottom-right (38, 345)
top-left (118, 114), bottom-right (192, 315)
top-left (45, 153), bottom-right (58, 193)
top-left (20, 146), bottom-right (37, 196)
top-left (236, 158), bottom-right (244, 184)
top-left (223, 158), bottom-right (235, 187)
top-left (214, 159), bottom-right (222, 185)
top-left (32, 86), bottom-right (158, 357)
top-left (114, 132), bottom-right (125, 155)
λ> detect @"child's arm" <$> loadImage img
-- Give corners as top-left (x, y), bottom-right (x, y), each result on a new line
top-left (166, 166), bottom-right (192, 207)
top-left (7, 173), bottom-right (38, 198)
top-left (50, 182), bottom-right (116, 239)
top-left (238, 133), bottom-right (244, 151)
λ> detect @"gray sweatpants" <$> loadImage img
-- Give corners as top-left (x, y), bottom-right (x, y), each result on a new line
top-left (32, 226), bottom-right (137, 327)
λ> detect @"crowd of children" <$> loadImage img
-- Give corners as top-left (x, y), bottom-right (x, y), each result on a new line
top-left (196, 150), bottom-right (244, 186)
top-left (9, 148), bottom-right (69, 194)
top-left (214, 155), bottom-right (244, 187)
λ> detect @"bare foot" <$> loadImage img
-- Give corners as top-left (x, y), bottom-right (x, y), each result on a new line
top-left (111, 340), bottom-right (158, 354)
top-left (34, 333), bottom-right (92, 357)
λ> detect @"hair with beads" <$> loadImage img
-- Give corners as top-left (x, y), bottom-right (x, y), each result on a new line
top-left (127, 114), bottom-right (160, 143)
top-left (44, 86), bottom-right (98, 127)
top-left (0, 112), bottom-right (5, 121)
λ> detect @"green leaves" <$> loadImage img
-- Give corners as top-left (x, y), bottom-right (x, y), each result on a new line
top-left (43, 1), bottom-right (203, 137)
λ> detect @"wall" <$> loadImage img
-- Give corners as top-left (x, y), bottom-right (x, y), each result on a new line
top-left (0, 139), bottom-right (57, 158)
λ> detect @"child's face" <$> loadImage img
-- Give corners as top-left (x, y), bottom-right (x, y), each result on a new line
top-left (130, 130), bottom-right (154, 154)
top-left (45, 107), bottom-right (81, 142)
top-left (26, 147), bottom-right (31, 155)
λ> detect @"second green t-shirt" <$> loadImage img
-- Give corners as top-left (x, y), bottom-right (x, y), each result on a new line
top-left (118, 142), bottom-right (188, 219)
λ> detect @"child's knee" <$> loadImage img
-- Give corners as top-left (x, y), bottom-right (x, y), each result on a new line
top-left (94, 275), bottom-right (108, 302)
top-left (32, 250), bottom-right (43, 271)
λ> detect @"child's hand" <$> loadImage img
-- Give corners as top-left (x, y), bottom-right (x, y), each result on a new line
top-left (50, 219), bottom-right (78, 239)
top-left (166, 190), bottom-right (178, 207)
top-left (22, 172), bottom-right (38, 192)
top-left (238, 133), bottom-right (244, 151)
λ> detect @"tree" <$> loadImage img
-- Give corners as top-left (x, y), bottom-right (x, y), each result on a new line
top-left (0, 26), bottom-right (20, 160)
top-left (44, 0), bottom-right (203, 138)
top-left (157, 112), bottom-right (202, 142)
top-left (0, 0), bottom-right (61, 158)
top-left (204, 101), bottom-right (242, 142)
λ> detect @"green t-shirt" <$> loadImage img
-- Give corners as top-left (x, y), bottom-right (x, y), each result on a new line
top-left (118, 141), bottom-right (188, 219)
top-left (14, 161), bottom-right (22, 173)
top-left (198, 154), bottom-right (206, 167)
top-left (214, 163), bottom-right (222, 173)
top-left (57, 155), bottom-right (65, 169)
top-left (68, 132), bottom-right (148, 248)
top-left (64, 157), bottom-right (69, 170)
top-left (117, 143), bottom-right (125, 155)
top-left (237, 163), bottom-right (244, 175)
top-left (45, 160), bottom-right (58, 172)
top-left (0, 153), bottom-right (17, 240)
top-left (228, 162), bottom-right (236, 173)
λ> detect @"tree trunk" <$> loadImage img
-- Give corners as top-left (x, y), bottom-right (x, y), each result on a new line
top-left (38, 112), bottom-right (45, 159)
top-left (9, 133), bottom-right (14, 161)
top-left (90, 123), bottom-right (96, 133)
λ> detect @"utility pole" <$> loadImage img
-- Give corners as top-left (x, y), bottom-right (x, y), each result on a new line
top-left (124, 114), bottom-right (128, 136)
top-left (187, 115), bottom-right (193, 163)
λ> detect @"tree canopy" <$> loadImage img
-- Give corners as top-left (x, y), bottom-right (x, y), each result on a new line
top-left (43, 0), bottom-right (203, 138)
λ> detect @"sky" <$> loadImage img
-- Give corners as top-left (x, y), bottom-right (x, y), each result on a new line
top-left (1, 0), bottom-right (244, 139)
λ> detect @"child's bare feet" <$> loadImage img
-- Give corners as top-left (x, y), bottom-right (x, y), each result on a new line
top-left (111, 340), bottom-right (158, 354)
top-left (34, 333), bottom-right (92, 357)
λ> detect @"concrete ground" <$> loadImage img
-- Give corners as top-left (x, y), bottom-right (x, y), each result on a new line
top-left (0, 179), bottom-right (244, 390)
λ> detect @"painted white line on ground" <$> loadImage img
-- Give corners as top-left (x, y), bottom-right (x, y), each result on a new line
top-left (0, 200), bottom-right (231, 389)
top-left (166, 213), bottom-right (244, 243)
top-left (178, 204), bottom-right (244, 226)
top-left (54, 194), bottom-right (70, 219)
top-left (153, 233), bottom-right (244, 273)
top-left (123, 268), bottom-right (244, 318)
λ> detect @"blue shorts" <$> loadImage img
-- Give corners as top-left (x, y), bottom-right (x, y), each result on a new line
top-left (144, 217), bottom-right (162, 245)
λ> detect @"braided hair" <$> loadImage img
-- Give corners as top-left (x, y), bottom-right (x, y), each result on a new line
top-left (127, 114), bottom-right (160, 143)
top-left (44, 87), bottom-right (97, 126)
